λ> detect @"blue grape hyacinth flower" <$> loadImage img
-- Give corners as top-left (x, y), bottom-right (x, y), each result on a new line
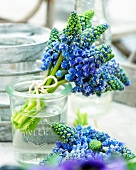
top-left (40, 123), bottom-right (135, 166)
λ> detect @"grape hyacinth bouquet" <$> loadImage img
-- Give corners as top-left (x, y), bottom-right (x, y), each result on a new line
top-left (40, 123), bottom-right (135, 165)
top-left (12, 10), bottom-right (130, 132)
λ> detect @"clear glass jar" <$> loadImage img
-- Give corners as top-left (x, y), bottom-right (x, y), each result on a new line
top-left (6, 76), bottom-right (72, 164)
top-left (70, 92), bottom-right (112, 120)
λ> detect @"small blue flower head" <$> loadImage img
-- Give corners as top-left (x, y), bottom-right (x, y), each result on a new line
top-left (76, 125), bottom-right (82, 131)
top-left (56, 70), bottom-right (66, 78)
top-left (61, 61), bottom-right (70, 70)
top-left (65, 74), bottom-right (75, 82)
top-left (52, 52), bottom-right (59, 59)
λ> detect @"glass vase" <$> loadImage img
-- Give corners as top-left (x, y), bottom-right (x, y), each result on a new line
top-left (69, 92), bottom-right (112, 127)
top-left (6, 76), bottom-right (72, 165)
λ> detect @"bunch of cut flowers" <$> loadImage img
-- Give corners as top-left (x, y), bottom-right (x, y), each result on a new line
top-left (11, 10), bottom-right (130, 133)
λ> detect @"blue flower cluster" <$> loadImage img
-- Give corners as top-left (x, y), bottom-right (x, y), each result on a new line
top-left (41, 123), bottom-right (135, 165)
top-left (40, 10), bottom-right (130, 96)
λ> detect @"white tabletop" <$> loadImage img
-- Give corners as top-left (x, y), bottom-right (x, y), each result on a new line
top-left (0, 102), bottom-right (136, 166)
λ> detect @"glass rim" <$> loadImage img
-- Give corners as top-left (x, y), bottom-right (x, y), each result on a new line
top-left (6, 75), bottom-right (72, 99)
top-left (0, 23), bottom-right (51, 48)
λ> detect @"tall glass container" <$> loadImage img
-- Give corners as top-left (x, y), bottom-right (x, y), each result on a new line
top-left (6, 76), bottom-right (72, 164)
top-left (70, 0), bottom-right (112, 119)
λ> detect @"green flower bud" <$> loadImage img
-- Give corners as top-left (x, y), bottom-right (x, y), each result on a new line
top-left (89, 140), bottom-right (102, 151)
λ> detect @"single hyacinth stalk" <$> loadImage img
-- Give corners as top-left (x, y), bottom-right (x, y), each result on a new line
top-left (51, 122), bottom-right (76, 143)
top-left (63, 11), bottom-right (82, 36)
top-left (80, 23), bottom-right (109, 47)
top-left (79, 10), bottom-right (94, 30)
top-left (47, 28), bottom-right (59, 46)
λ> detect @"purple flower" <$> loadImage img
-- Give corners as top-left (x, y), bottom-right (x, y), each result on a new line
top-left (28, 166), bottom-right (52, 170)
top-left (60, 160), bottom-right (80, 170)
top-left (59, 158), bottom-right (127, 170)
top-left (80, 159), bottom-right (106, 170)
top-left (60, 160), bottom-right (106, 170)
top-left (105, 158), bottom-right (127, 170)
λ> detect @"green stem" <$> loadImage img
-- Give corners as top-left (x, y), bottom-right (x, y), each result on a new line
top-left (12, 101), bottom-right (29, 123)
top-left (45, 54), bottom-right (63, 85)
top-left (20, 117), bottom-right (41, 133)
top-left (13, 101), bottom-right (45, 130)
top-left (44, 64), bottom-right (52, 78)
top-left (13, 101), bottom-right (36, 122)
top-left (46, 79), bottom-right (68, 93)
